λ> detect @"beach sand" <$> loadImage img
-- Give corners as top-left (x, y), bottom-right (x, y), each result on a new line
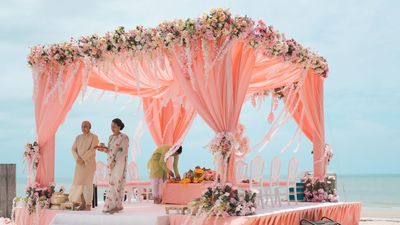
top-left (360, 208), bottom-right (400, 225)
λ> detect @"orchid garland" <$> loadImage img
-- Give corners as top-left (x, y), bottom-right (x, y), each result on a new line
top-left (28, 8), bottom-right (328, 78)
top-left (189, 184), bottom-right (257, 217)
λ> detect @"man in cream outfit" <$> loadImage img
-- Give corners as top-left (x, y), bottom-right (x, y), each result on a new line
top-left (69, 121), bottom-right (99, 210)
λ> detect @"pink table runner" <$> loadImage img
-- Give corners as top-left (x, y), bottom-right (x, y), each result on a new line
top-left (162, 182), bottom-right (213, 205)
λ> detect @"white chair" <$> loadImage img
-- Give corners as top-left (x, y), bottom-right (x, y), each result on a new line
top-left (265, 157), bottom-right (282, 207)
top-left (249, 156), bottom-right (265, 209)
top-left (285, 157), bottom-right (299, 205)
top-left (125, 161), bottom-right (152, 203)
top-left (95, 161), bottom-right (109, 202)
top-left (235, 159), bottom-right (248, 183)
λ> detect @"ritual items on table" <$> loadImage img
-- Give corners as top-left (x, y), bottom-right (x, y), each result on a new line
top-left (169, 166), bottom-right (216, 184)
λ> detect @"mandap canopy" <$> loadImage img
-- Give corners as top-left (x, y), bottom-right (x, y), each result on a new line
top-left (28, 9), bottom-right (330, 186)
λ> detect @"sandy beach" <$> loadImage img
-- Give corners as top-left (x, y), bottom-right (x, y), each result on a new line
top-left (360, 208), bottom-right (400, 225)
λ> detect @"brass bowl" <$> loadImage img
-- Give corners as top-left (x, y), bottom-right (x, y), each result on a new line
top-left (50, 192), bottom-right (68, 205)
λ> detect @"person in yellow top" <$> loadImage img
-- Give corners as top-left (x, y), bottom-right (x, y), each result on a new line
top-left (147, 144), bottom-right (182, 204)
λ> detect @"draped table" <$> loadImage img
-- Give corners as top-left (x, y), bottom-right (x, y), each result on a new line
top-left (162, 182), bottom-right (214, 205)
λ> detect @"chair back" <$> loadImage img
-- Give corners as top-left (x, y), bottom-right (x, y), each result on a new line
top-left (250, 156), bottom-right (265, 184)
top-left (270, 157), bottom-right (281, 186)
top-left (95, 161), bottom-right (108, 185)
top-left (235, 159), bottom-right (248, 183)
top-left (287, 157), bottom-right (298, 185)
top-left (127, 161), bottom-right (140, 181)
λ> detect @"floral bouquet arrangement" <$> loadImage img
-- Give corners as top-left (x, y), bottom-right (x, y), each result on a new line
top-left (14, 183), bottom-right (65, 215)
top-left (24, 142), bottom-right (40, 170)
top-left (189, 184), bottom-right (256, 217)
top-left (180, 166), bottom-right (216, 184)
top-left (208, 132), bottom-right (234, 158)
top-left (302, 175), bottom-right (338, 202)
top-left (24, 183), bottom-right (56, 214)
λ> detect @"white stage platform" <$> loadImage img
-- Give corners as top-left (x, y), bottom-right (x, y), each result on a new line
top-left (51, 203), bottom-right (168, 225)
top-left (14, 201), bottom-right (361, 225)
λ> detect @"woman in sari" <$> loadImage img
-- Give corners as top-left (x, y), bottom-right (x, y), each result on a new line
top-left (103, 118), bottom-right (129, 214)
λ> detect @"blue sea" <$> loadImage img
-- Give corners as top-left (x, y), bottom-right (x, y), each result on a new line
top-left (16, 174), bottom-right (400, 209)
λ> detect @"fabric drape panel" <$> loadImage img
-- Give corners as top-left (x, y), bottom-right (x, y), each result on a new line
top-left (247, 55), bottom-right (304, 96)
top-left (142, 97), bottom-right (196, 146)
top-left (168, 40), bottom-right (255, 182)
top-left (87, 55), bottom-right (174, 98)
top-left (34, 62), bottom-right (84, 185)
top-left (287, 69), bottom-right (326, 179)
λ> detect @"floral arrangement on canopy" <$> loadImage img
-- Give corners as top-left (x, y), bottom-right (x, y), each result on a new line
top-left (27, 8), bottom-right (328, 78)
top-left (302, 175), bottom-right (338, 202)
top-left (189, 184), bottom-right (256, 217)
top-left (207, 123), bottom-right (249, 183)
top-left (24, 142), bottom-right (40, 186)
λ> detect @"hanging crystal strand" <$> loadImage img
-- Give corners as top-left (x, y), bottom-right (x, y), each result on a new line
top-left (81, 59), bottom-right (91, 102)
top-left (202, 39), bottom-right (210, 88)
top-left (96, 90), bottom-right (105, 101)
top-left (43, 69), bottom-right (54, 104)
top-left (206, 37), bottom-right (232, 74)
top-left (293, 104), bottom-right (305, 153)
top-left (104, 59), bottom-right (119, 99)
top-left (251, 94), bottom-right (256, 108)
top-left (171, 47), bottom-right (188, 78)
top-left (252, 84), bottom-right (298, 153)
top-left (267, 95), bottom-right (275, 124)
top-left (151, 55), bottom-right (161, 91)
top-left (32, 65), bottom-right (40, 101)
top-left (56, 65), bottom-right (64, 104)
top-left (184, 43), bottom-right (196, 91)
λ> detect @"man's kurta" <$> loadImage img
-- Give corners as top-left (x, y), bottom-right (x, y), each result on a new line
top-left (69, 132), bottom-right (99, 204)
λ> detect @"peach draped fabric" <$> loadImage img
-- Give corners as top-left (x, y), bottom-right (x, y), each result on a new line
top-left (286, 70), bottom-right (326, 179)
top-left (247, 52), bottom-right (327, 179)
top-left (32, 40), bottom-right (328, 186)
top-left (168, 40), bottom-right (255, 182)
top-left (143, 97), bottom-right (196, 146)
top-left (248, 54), bottom-right (304, 96)
top-left (86, 55), bottom-right (174, 97)
top-left (169, 202), bottom-right (362, 225)
top-left (34, 62), bottom-right (84, 185)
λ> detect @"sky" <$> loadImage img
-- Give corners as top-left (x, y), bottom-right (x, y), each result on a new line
top-left (0, 0), bottom-right (399, 182)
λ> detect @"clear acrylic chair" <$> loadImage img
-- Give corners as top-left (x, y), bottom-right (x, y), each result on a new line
top-left (249, 156), bottom-right (265, 209)
top-left (95, 161), bottom-right (109, 202)
top-left (125, 161), bottom-right (152, 202)
top-left (285, 157), bottom-right (299, 205)
top-left (266, 156), bottom-right (281, 207)
top-left (235, 159), bottom-right (248, 183)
